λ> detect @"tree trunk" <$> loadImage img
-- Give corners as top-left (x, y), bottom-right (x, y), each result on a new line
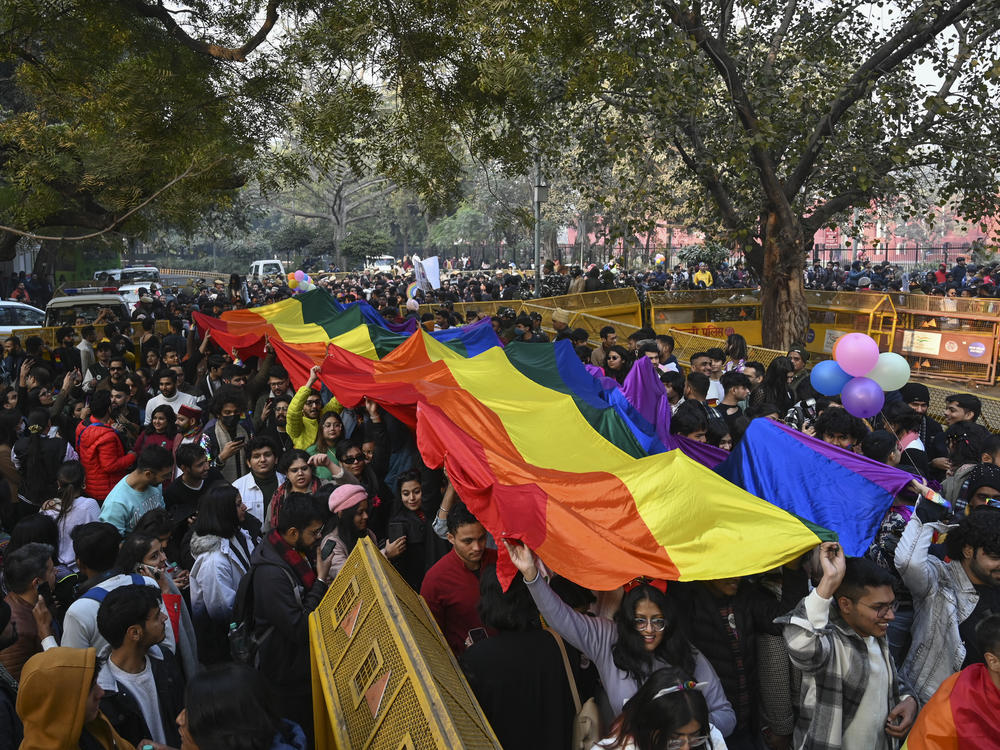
top-left (760, 210), bottom-right (809, 351)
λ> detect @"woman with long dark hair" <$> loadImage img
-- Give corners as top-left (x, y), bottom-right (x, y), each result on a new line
top-left (189, 485), bottom-right (254, 663)
top-left (604, 345), bottom-right (633, 385)
top-left (505, 541), bottom-right (735, 735)
top-left (723, 334), bottom-right (748, 373)
top-left (596, 667), bottom-right (727, 750)
top-left (321, 484), bottom-right (404, 580)
top-left (748, 357), bottom-right (794, 415)
top-left (133, 403), bottom-right (178, 453)
top-left (306, 412), bottom-right (344, 480)
top-left (176, 662), bottom-right (306, 750)
top-left (12, 408), bottom-right (75, 506)
top-left (41, 461), bottom-right (99, 572)
top-left (384, 468), bottom-right (449, 590)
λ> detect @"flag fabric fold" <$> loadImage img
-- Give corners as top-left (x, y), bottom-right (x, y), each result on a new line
top-left (716, 418), bottom-right (915, 556)
top-left (902, 663), bottom-right (1000, 750)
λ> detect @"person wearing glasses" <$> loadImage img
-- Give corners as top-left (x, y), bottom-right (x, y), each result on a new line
top-left (594, 667), bottom-right (728, 750)
top-left (286, 365), bottom-right (342, 450)
top-left (505, 540), bottom-right (736, 737)
top-left (777, 543), bottom-right (917, 749)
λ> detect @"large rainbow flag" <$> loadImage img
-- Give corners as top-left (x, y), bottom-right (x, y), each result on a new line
top-left (305, 330), bottom-right (830, 589)
top-left (197, 295), bottom-right (842, 588)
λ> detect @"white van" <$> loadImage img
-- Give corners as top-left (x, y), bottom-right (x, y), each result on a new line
top-left (93, 266), bottom-right (162, 306)
top-left (249, 259), bottom-right (286, 278)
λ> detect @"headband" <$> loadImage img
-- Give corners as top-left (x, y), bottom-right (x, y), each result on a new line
top-left (653, 681), bottom-right (708, 700)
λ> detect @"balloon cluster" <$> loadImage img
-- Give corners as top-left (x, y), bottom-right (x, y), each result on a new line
top-left (654, 253), bottom-right (666, 266)
top-left (809, 333), bottom-right (911, 418)
top-left (287, 270), bottom-right (316, 293)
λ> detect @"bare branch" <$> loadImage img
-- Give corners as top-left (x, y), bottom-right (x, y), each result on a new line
top-left (114, 0), bottom-right (281, 62)
top-left (762, 0), bottom-right (798, 77)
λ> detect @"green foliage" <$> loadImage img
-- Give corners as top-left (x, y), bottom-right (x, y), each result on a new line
top-left (340, 227), bottom-right (394, 267)
top-left (676, 242), bottom-right (733, 268)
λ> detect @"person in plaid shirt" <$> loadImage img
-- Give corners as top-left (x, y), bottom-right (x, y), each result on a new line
top-left (777, 543), bottom-right (918, 750)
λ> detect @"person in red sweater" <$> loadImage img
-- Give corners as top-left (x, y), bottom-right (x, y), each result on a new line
top-left (76, 390), bottom-right (135, 502)
top-left (419, 504), bottom-right (496, 655)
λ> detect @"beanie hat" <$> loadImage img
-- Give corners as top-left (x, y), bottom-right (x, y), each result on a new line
top-left (965, 463), bottom-right (1000, 502)
top-left (899, 383), bottom-right (930, 404)
top-left (405, 299), bottom-right (419, 312)
top-left (328, 484), bottom-right (368, 514)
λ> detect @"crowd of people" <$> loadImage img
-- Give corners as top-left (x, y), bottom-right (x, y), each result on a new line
top-left (0, 267), bottom-right (998, 750)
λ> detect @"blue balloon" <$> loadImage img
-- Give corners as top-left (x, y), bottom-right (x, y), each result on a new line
top-left (810, 359), bottom-right (853, 396)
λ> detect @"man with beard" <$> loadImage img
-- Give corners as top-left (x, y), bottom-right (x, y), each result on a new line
top-left (109, 382), bottom-right (140, 450)
top-left (259, 394), bottom-right (292, 455)
top-left (252, 365), bottom-right (293, 431)
top-left (143, 369), bottom-right (198, 426)
top-left (248, 493), bottom-right (334, 746)
top-left (897, 504), bottom-right (1000, 702)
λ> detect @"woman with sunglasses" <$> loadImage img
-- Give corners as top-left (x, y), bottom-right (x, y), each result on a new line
top-left (505, 540), bottom-right (736, 737)
top-left (603, 345), bottom-right (632, 386)
top-left (594, 667), bottom-right (727, 750)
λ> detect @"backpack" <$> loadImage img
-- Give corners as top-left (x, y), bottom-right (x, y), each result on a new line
top-left (229, 563), bottom-right (300, 667)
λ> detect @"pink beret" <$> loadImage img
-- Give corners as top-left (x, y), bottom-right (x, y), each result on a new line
top-left (328, 484), bottom-right (368, 514)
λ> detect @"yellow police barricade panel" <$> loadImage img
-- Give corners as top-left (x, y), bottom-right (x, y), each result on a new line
top-left (309, 536), bottom-right (503, 750)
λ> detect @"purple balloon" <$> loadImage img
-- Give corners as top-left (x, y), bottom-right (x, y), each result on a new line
top-left (834, 332), bottom-right (880, 376)
top-left (841, 376), bottom-right (885, 419)
top-left (294, 269), bottom-right (305, 281)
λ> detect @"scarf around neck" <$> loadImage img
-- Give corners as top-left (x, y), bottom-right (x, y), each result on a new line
top-left (267, 528), bottom-right (316, 589)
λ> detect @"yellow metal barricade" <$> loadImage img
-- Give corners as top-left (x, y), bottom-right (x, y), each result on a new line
top-left (309, 537), bottom-right (502, 750)
top-left (649, 290), bottom-right (762, 343)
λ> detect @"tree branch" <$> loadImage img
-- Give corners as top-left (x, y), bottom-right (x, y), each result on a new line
top-left (784, 0), bottom-right (983, 200)
top-left (762, 0), bottom-right (798, 77)
top-left (661, 1), bottom-right (795, 226)
top-left (114, 0), bottom-right (281, 62)
top-left (0, 158), bottom-right (218, 242)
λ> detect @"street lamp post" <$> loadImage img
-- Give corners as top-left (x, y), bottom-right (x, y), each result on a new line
top-left (533, 158), bottom-right (548, 297)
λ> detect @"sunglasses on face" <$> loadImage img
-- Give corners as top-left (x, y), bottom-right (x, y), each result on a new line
top-left (342, 454), bottom-right (364, 463)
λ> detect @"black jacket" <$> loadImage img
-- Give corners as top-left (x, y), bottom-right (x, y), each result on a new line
top-left (671, 568), bottom-right (807, 733)
top-left (98, 646), bottom-right (185, 748)
top-left (250, 538), bottom-right (329, 692)
top-left (12, 434), bottom-right (69, 503)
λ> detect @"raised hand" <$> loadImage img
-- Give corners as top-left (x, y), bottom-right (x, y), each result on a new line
top-left (815, 542), bottom-right (846, 599)
top-left (503, 539), bottom-right (539, 583)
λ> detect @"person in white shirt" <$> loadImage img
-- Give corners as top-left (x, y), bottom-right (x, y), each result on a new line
top-left (144, 369), bottom-right (199, 426)
top-left (96, 584), bottom-right (185, 747)
top-left (231, 435), bottom-right (285, 527)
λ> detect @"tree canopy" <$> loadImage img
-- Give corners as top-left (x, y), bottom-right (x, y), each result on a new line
top-left (3, 0), bottom-right (998, 346)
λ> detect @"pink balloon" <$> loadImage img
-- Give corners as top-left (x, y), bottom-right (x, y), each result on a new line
top-left (841, 376), bottom-right (885, 419)
top-left (294, 270), bottom-right (305, 281)
top-left (834, 333), bottom-right (880, 376)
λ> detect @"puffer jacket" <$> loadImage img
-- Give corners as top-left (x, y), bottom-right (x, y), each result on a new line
top-left (75, 418), bottom-right (135, 502)
top-left (189, 530), bottom-right (253, 622)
